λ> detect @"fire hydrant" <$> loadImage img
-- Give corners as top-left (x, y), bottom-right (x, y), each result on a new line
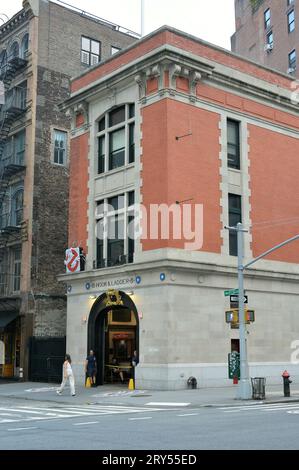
top-left (282, 370), bottom-right (292, 397)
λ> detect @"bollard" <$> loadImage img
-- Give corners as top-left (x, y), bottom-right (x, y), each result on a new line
top-left (19, 367), bottom-right (23, 381)
top-left (282, 370), bottom-right (292, 397)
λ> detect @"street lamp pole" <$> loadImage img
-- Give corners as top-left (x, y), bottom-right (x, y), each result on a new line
top-left (226, 224), bottom-right (299, 400)
top-left (237, 223), bottom-right (251, 399)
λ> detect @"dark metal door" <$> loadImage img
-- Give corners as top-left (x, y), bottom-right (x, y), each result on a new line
top-left (29, 337), bottom-right (66, 383)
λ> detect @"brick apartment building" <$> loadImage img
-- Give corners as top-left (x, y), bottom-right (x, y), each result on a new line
top-left (231, 0), bottom-right (299, 77)
top-left (0, 0), bottom-right (137, 380)
top-left (60, 26), bottom-right (299, 390)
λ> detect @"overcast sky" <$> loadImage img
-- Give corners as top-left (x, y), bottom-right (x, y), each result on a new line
top-left (0, 0), bottom-right (235, 50)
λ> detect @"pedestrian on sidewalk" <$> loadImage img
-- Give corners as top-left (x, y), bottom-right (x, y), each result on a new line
top-left (56, 354), bottom-right (76, 396)
top-left (85, 349), bottom-right (97, 387)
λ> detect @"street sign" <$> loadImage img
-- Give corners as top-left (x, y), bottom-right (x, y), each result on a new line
top-left (230, 295), bottom-right (248, 304)
top-left (224, 289), bottom-right (239, 297)
top-left (228, 352), bottom-right (240, 379)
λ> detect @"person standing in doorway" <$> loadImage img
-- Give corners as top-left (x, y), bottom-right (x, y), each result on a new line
top-left (131, 350), bottom-right (139, 382)
top-left (56, 354), bottom-right (76, 396)
top-left (131, 350), bottom-right (139, 367)
top-left (85, 349), bottom-right (97, 387)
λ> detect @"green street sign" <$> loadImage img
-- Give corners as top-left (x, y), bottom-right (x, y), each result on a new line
top-left (228, 352), bottom-right (240, 379)
top-left (224, 289), bottom-right (239, 297)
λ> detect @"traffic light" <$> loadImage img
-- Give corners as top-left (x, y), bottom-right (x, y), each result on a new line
top-left (225, 308), bottom-right (255, 325)
top-left (225, 309), bottom-right (239, 324)
top-left (246, 310), bottom-right (255, 323)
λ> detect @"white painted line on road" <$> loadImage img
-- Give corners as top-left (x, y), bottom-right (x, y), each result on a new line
top-left (7, 427), bottom-right (37, 431)
top-left (220, 402), bottom-right (299, 411)
top-left (19, 406), bottom-right (92, 416)
top-left (177, 413), bottom-right (199, 417)
top-left (264, 405), bottom-right (299, 411)
top-left (128, 417), bottom-right (152, 421)
top-left (73, 422), bottom-right (99, 426)
top-left (145, 402), bottom-right (190, 407)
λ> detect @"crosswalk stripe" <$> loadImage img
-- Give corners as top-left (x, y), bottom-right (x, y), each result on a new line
top-left (0, 404), bottom-right (163, 425)
top-left (220, 403), bottom-right (299, 411)
top-left (220, 403), bottom-right (299, 413)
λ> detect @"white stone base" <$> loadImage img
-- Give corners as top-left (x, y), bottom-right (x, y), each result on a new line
top-left (135, 363), bottom-right (299, 390)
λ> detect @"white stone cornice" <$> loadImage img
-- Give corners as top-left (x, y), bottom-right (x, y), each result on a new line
top-left (67, 101), bottom-right (89, 130)
top-left (189, 71), bottom-right (202, 102)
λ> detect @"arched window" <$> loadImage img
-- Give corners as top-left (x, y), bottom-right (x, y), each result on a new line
top-left (96, 103), bottom-right (135, 174)
top-left (9, 41), bottom-right (19, 60)
top-left (20, 33), bottom-right (29, 59)
top-left (12, 189), bottom-right (23, 226)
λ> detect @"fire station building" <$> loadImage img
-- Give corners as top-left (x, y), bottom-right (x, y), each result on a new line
top-left (60, 26), bottom-right (299, 390)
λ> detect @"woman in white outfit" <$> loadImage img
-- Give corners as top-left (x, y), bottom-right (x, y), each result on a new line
top-left (57, 354), bottom-right (76, 396)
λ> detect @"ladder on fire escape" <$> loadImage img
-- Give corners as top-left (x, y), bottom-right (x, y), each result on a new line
top-left (0, 53), bottom-right (28, 262)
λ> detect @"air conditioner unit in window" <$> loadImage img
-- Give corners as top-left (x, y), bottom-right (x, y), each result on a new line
top-left (287, 67), bottom-right (296, 74)
top-left (264, 43), bottom-right (273, 52)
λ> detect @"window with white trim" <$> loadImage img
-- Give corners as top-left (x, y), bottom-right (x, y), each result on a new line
top-left (53, 129), bottom-right (67, 165)
top-left (81, 36), bottom-right (101, 66)
top-left (288, 9), bottom-right (295, 33)
top-left (95, 191), bottom-right (135, 268)
top-left (96, 104), bottom-right (135, 174)
top-left (289, 49), bottom-right (296, 70)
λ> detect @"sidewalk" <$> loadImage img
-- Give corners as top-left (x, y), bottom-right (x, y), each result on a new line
top-left (0, 381), bottom-right (299, 408)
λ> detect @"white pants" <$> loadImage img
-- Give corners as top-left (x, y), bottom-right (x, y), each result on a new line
top-left (58, 374), bottom-right (75, 395)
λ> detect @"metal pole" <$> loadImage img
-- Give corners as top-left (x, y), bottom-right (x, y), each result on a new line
top-left (141, 0), bottom-right (145, 37)
top-left (237, 223), bottom-right (251, 399)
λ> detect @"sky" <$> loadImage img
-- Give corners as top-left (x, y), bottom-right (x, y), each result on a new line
top-left (0, 0), bottom-right (236, 50)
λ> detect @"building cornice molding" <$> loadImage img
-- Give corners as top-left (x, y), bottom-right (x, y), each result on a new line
top-left (0, 9), bottom-right (32, 41)
top-left (66, 45), bottom-right (299, 117)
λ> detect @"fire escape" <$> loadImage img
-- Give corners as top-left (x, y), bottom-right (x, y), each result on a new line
top-left (0, 51), bottom-right (27, 298)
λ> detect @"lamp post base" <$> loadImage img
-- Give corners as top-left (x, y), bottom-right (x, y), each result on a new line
top-left (236, 379), bottom-right (252, 400)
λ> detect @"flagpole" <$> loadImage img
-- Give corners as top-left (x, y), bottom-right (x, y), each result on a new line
top-left (141, 0), bottom-right (145, 36)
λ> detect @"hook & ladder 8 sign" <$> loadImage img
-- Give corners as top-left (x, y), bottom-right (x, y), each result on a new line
top-left (65, 247), bottom-right (81, 273)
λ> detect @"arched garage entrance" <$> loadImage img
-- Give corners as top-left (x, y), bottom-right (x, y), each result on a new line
top-left (88, 290), bottom-right (139, 385)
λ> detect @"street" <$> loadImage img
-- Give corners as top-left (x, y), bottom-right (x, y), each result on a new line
top-left (0, 396), bottom-right (299, 450)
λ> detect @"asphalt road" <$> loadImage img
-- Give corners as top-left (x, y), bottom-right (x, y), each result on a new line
top-left (0, 397), bottom-right (299, 450)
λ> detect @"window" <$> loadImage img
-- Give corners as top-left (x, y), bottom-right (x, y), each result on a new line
top-left (0, 186), bottom-right (23, 229)
top-left (9, 41), bottom-right (19, 60)
top-left (0, 49), bottom-right (7, 69)
top-left (289, 49), bottom-right (296, 70)
top-left (227, 120), bottom-right (240, 169)
top-left (81, 36), bottom-right (101, 66)
top-left (266, 30), bottom-right (273, 46)
top-left (12, 189), bottom-right (23, 226)
top-left (109, 128), bottom-right (125, 170)
top-left (97, 104), bottom-right (136, 174)
top-left (13, 246), bottom-right (21, 292)
top-left (20, 33), bottom-right (29, 59)
top-left (95, 191), bottom-right (135, 268)
top-left (0, 196), bottom-right (9, 230)
top-left (288, 0), bottom-right (295, 6)
top-left (228, 194), bottom-right (242, 256)
top-left (2, 130), bottom-right (25, 166)
top-left (288, 10), bottom-right (295, 33)
top-left (264, 8), bottom-right (271, 29)
top-left (53, 129), bottom-right (67, 165)
top-left (15, 130), bottom-right (26, 165)
top-left (111, 46), bottom-right (121, 55)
